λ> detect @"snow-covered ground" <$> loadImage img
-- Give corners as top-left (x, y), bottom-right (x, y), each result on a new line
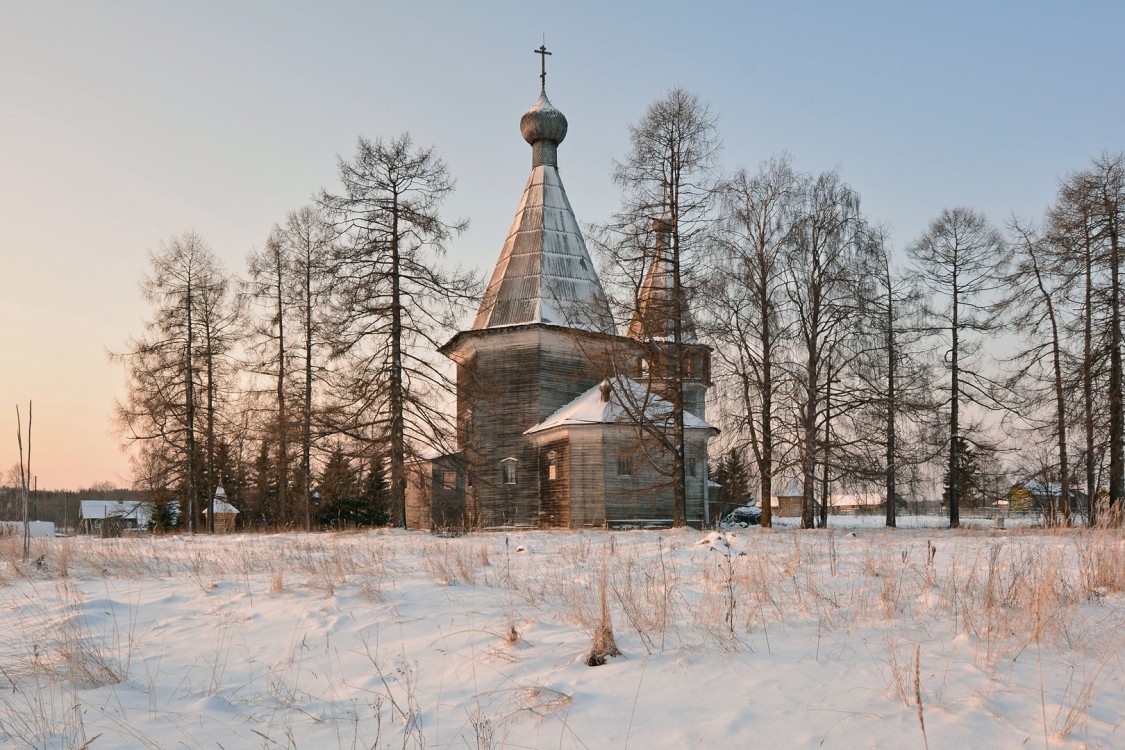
top-left (1, 524), bottom-right (1122, 749)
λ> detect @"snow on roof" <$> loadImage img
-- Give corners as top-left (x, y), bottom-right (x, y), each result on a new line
top-left (79, 499), bottom-right (151, 525)
top-left (774, 478), bottom-right (803, 498)
top-left (525, 378), bottom-right (715, 435)
top-left (1016, 481), bottom-right (1083, 498)
top-left (768, 487), bottom-right (887, 509)
top-left (471, 164), bottom-right (615, 334)
top-left (829, 493), bottom-right (885, 508)
top-left (203, 499), bottom-right (239, 515)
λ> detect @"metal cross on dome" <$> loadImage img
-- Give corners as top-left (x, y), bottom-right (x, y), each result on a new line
top-left (535, 44), bottom-right (551, 90)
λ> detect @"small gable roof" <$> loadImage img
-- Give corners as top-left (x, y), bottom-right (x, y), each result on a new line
top-left (525, 378), bottom-right (715, 435)
top-left (79, 499), bottom-right (151, 525)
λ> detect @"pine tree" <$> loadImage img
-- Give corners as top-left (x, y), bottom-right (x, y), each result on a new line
top-left (713, 448), bottom-right (752, 518)
top-left (359, 455), bottom-right (390, 527)
top-left (942, 437), bottom-right (985, 509)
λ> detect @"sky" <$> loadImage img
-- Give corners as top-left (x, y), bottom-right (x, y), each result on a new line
top-left (2, 1), bottom-right (1123, 490)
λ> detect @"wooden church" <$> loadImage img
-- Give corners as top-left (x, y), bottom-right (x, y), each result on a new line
top-left (405, 58), bottom-right (717, 530)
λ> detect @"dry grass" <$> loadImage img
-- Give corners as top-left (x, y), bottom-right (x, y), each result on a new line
top-left (0, 525), bottom-right (1120, 747)
top-left (586, 554), bottom-right (620, 666)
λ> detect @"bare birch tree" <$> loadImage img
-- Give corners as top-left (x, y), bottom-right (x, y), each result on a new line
top-left (784, 170), bottom-right (865, 529)
top-left (706, 156), bottom-right (797, 528)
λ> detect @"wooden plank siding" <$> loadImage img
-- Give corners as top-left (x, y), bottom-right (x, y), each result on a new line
top-left (448, 325), bottom-right (612, 529)
top-left (404, 460), bottom-right (433, 530)
top-left (422, 323), bottom-right (714, 530)
top-left (565, 429), bottom-right (606, 527)
top-left (536, 439), bottom-right (570, 527)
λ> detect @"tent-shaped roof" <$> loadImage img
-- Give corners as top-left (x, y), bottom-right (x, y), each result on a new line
top-left (525, 378), bottom-right (714, 435)
top-left (471, 90), bottom-right (614, 334)
top-left (774, 478), bottom-right (804, 498)
top-left (627, 217), bottom-right (699, 343)
top-left (203, 485), bottom-right (239, 515)
top-left (202, 500), bottom-right (239, 515)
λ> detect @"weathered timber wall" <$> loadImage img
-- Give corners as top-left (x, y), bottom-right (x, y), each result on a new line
top-left (452, 326), bottom-right (611, 528)
top-left (405, 461), bottom-right (433, 530)
top-left (536, 438), bottom-right (570, 528)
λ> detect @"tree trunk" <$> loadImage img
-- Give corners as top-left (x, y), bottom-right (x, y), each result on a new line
top-left (670, 218), bottom-right (687, 527)
top-left (275, 254), bottom-right (289, 528)
top-left (949, 276), bottom-right (960, 529)
top-left (390, 204), bottom-right (407, 528)
top-left (885, 273), bottom-right (898, 528)
top-left (205, 328), bottom-right (215, 533)
top-left (1084, 228), bottom-right (1096, 525)
top-left (1110, 208), bottom-right (1123, 518)
top-left (819, 357), bottom-right (831, 529)
top-left (304, 246), bottom-right (314, 532)
top-left (802, 348), bottom-right (818, 530)
top-left (760, 322), bottom-right (774, 528)
top-left (185, 268), bottom-right (197, 535)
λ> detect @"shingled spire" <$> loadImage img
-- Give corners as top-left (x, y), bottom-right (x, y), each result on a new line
top-left (471, 49), bottom-right (614, 334)
top-left (628, 216), bottom-right (699, 342)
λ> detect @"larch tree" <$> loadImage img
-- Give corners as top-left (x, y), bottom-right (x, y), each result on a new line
top-left (908, 207), bottom-right (1008, 528)
top-left (114, 232), bottom-right (233, 534)
top-left (286, 206), bottom-right (336, 531)
top-left (996, 218), bottom-right (1073, 524)
top-left (246, 205), bottom-right (334, 530)
top-left (1049, 170), bottom-right (1106, 524)
top-left (194, 252), bottom-right (242, 532)
top-left (849, 228), bottom-right (938, 527)
top-left (1091, 154), bottom-right (1125, 519)
top-left (320, 134), bottom-right (477, 528)
top-left (1062, 154), bottom-right (1125, 521)
top-left (246, 230), bottom-right (294, 525)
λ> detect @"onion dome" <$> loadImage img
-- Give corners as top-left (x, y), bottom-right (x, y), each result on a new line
top-left (521, 93), bottom-right (568, 148)
top-left (520, 92), bottom-right (567, 169)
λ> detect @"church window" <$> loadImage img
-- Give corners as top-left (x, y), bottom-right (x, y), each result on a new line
top-left (616, 455), bottom-right (633, 476)
top-left (501, 457), bottom-right (518, 485)
top-left (686, 458), bottom-right (697, 478)
top-left (684, 355), bottom-right (695, 378)
top-left (547, 451), bottom-right (558, 481)
top-left (442, 470), bottom-right (457, 490)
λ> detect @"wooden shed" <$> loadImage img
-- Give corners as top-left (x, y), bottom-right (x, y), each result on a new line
top-left (202, 486), bottom-right (239, 533)
top-left (771, 478), bottom-right (808, 518)
top-left (79, 499), bottom-right (150, 535)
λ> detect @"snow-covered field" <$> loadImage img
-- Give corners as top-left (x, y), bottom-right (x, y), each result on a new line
top-left (1, 524), bottom-right (1122, 749)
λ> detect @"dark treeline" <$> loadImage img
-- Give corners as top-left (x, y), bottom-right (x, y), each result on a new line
top-left (111, 86), bottom-right (1124, 532)
top-left (0, 484), bottom-right (143, 529)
